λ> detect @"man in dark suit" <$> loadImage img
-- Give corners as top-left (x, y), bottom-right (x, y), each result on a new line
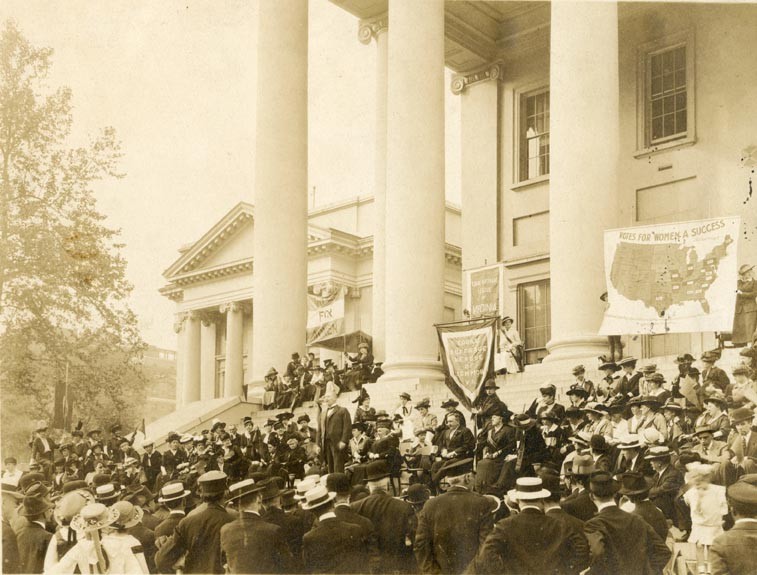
top-left (616, 472), bottom-right (668, 541)
top-left (539, 469), bottom-right (590, 575)
top-left (220, 477), bottom-right (293, 574)
top-left (317, 393), bottom-right (352, 473)
top-left (352, 461), bottom-right (416, 574)
top-left (583, 471), bottom-right (670, 575)
top-left (302, 484), bottom-right (364, 573)
top-left (414, 466), bottom-right (496, 574)
top-left (561, 454), bottom-right (598, 521)
top-left (141, 439), bottom-right (162, 491)
top-left (430, 413), bottom-right (475, 492)
top-left (2, 484), bottom-right (23, 574)
top-left (258, 475), bottom-right (306, 572)
top-left (15, 486), bottom-right (52, 574)
top-left (646, 446), bottom-right (684, 522)
top-left (710, 477), bottom-right (757, 575)
top-left (153, 481), bottom-right (190, 542)
top-left (326, 473), bottom-right (380, 574)
top-left (155, 470), bottom-right (235, 574)
top-left (470, 476), bottom-right (589, 574)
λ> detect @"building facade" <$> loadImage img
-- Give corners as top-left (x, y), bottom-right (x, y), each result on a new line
top-left (332, 0), bottom-right (757, 374)
top-left (161, 198), bottom-right (463, 407)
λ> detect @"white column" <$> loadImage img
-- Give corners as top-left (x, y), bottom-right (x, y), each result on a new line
top-left (182, 312), bottom-right (201, 404)
top-left (222, 302), bottom-right (244, 397)
top-left (359, 15), bottom-right (388, 363)
top-left (545, 1), bottom-right (619, 362)
top-left (251, 0), bottom-right (308, 381)
top-left (173, 315), bottom-right (185, 407)
top-left (381, 0), bottom-right (446, 383)
top-left (200, 316), bottom-right (217, 400)
top-left (452, 63), bottom-right (503, 270)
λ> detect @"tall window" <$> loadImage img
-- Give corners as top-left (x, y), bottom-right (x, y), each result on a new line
top-left (517, 280), bottom-right (551, 365)
top-left (648, 45), bottom-right (687, 144)
top-left (519, 89), bottom-right (550, 182)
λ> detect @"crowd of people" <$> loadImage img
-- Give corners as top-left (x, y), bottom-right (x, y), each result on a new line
top-left (4, 342), bottom-right (757, 573)
top-left (262, 347), bottom-right (380, 410)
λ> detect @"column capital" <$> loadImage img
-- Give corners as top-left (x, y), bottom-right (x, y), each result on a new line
top-left (219, 301), bottom-right (251, 315)
top-left (173, 313), bottom-right (186, 333)
top-left (450, 61), bottom-right (505, 95)
top-left (358, 14), bottom-right (388, 45)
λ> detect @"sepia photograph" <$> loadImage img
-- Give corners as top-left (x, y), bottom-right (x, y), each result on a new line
top-left (1, 0), bottom-right (757, 573)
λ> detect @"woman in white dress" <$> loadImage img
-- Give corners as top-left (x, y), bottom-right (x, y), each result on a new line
top-left (683, 462), bottom-right (728, 574)
top-left (498, 316), bottom-right (523, 374)
top-left (46, 503), bottom-right (148, 574)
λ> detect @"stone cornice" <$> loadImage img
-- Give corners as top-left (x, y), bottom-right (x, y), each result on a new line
top-left (358, 14), bottom-right (387, 45)
top-left (451, 61), bottom-right (505, 95)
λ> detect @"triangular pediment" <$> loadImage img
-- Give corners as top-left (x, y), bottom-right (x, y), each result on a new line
top-left (163, 202), bottom-right (255, 279)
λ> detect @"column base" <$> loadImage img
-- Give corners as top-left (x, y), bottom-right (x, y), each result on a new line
top-left (378, 358), bottom-right (446, 385)
top-left (542, 335), bottom-right (610, 364)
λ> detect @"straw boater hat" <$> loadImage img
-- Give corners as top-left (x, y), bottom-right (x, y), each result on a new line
top-left (71, 503), bottom-right (120, 534)
top-left (95, 483), bottom-right (121, 504)
top-left (512, 477), bottom-right (550, 500)
top-left (294, 478), bottom-right (318, 500)
top-left (644, 446), bottom-right (673, 460)
top-left (158, 482), bottom-right (191, 503)
top-left (226, 478), bottom-right (267, 504)
top-left (616, 435), bottom-right (642, 450)
top-left (739, 264), bottom-right (755, 275)
top-left (300, 485), bottom-right (337, 511)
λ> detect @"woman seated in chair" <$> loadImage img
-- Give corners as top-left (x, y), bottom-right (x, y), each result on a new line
top-left (341, 343), bottom-right (374, 391)
top-left (474, 406), bottom-right (516, 495)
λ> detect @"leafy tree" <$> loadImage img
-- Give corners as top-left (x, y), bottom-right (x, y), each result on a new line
top-left (0, 20), bottom-right (146, 455)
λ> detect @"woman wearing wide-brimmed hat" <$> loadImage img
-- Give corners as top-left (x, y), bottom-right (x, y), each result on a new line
top-left (473, 405), bottom-right (515, 495)
top-left (48, 502), bottom-right (148, 574)
top-left (733, 264), bottom-right (757, 346)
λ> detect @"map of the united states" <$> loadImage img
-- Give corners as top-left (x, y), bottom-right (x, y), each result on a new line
top-left (609, 235), bottom-right (734, 317)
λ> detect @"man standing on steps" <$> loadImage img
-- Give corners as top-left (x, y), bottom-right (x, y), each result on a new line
top-left (317, 392), bottom-right (351, 473)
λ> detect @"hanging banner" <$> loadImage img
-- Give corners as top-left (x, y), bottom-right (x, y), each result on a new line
top-left (463, 264), bottom-right (505, 319)
top-left (436, 317), bottom-right (498, 410)
top-left (600, 216), bottom-right (740, 335)
top-left (306, 285), bottom-right (346, 345)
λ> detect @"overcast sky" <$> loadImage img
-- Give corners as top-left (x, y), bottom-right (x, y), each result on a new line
top-left (1, 1), bottom-right (461, 349)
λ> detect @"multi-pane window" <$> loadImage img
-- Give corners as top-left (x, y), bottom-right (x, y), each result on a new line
top-left (519, 90), bottom-right (550, 182)
top-left (648, 45), bottom-right (687, 144)
top-left (517, 280), bottom-right (551, 365)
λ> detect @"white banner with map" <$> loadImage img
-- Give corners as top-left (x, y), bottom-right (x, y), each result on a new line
top-left (599, 216), bottom-right (740, 335)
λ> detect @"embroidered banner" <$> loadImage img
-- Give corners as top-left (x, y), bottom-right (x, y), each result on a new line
top-left (436, 317), bottom-right (498, 410)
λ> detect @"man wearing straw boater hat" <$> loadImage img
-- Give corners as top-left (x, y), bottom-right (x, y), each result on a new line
top-left (583, 471), bottom-right (671, 575)
top-left (220, 478), bottom-right (293, 574)
top-left (153, 481), bottom-right (191, 542)
top-left (301, 484), bottom-right (364, 574)
top-left (470, 477), bottom-right (589, 574)
top-left (155, 470), bottom-right (234, 574)
top-left (414, 460), bottom-right (495, 574)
